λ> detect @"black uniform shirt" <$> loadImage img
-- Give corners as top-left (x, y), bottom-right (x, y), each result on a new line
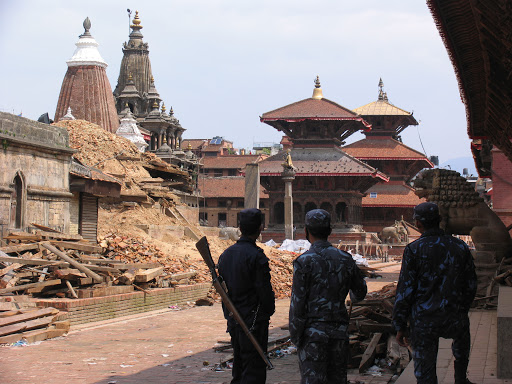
top-left (218, 236), bottom-right (275, 331)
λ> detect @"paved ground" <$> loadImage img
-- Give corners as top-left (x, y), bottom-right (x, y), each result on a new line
top-left (0, 260), bottom-right (401, 384)
top-left (4, 260), bottom-right (509, 383)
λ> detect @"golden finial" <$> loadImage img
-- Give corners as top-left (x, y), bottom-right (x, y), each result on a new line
top-left (188, 143), bottom-right (192, 150)
top-left (152, 100), bottom-right (159, 109)
top-left (170, 106), bottom-right (174, 116)
top-left (312, 76), bottom-right (323, 99)
top-left (128, 73), bottom-right (133, 81)
top-left (125, 102), bottom-right (129, 108)
top-left (132, 10), bottom-right (142, 27)
top-left (161, 103), bottom-right (166, 113)
top-left (151, 76), bottom-right (155, 84)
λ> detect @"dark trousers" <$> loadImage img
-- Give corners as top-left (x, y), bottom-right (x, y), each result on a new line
top-left (229, 320), bottom-right (269, 384)
top-left (297, 338), bottom-right (348, 384)
top-left (411, 314), bottom-right (471, 384)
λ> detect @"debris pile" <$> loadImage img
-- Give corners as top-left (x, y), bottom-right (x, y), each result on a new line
top-left (53, 119), bottom-right (193, 198)
top-left (0, 306), bottom-right (68, 345)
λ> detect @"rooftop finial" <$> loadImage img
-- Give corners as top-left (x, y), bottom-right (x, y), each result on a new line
top-left (152, 100), bottom-right (159, 110)
top-left (131, 11), bottom-right (142, 28)
top-left (161, 103), bottom-right (166, 113)
top-left (82, 17), bottom-right (92, 37)
top-left (151, 76), bottom-right (155, 84)
top-left (312, 76), bottom-right (323, 99)
top-left (378, 78), bottom-right (385, 100)
top-left (170, 106), bottom-right (174, 116)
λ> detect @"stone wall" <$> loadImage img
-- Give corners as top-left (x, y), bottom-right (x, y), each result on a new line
top-left (0, 112), bottom-right (74, 232)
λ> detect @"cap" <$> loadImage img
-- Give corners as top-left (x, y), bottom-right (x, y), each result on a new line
top-left (239, 208), bottom-right (263, 233)
top-left (305, 209), bottom-right (331, 229)
top-left (413, 202), bottom-right (440, 223)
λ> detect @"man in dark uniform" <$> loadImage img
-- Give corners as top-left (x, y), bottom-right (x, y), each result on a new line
top-left (218, 208), bottom-right (275, 384)
top-left (393, 202), bottom-right (477, 384)
top-left (289, 209), bottom-right (367, 384)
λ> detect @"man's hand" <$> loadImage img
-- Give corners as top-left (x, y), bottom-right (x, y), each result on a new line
top-left (396, 330), bottom-right (409, 347)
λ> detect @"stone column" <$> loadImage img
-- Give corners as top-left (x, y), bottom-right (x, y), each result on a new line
top-left (282, 169), bottom-right (296, 240)
top-left (244, 163), bottom-right (260, 209)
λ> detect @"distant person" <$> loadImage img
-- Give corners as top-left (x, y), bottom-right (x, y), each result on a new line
top-left (289, 209), bottom-right (367, 383)
top-left (218, 208), bottom-right (275, 384)
top-left (393, 202), bottom-right (477, 384)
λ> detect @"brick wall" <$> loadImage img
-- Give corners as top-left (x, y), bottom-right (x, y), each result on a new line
top-left (491, 149), bottom-right (512, 228)
top-left (36, 284), bottom-right (211, 326)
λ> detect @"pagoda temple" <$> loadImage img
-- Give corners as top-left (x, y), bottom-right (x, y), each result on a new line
top-left (113, 11), bottom-right (185, 152)
top-left (343, 79), bottom-right (433, 232)
top-left (258, 77), bottom-right (389, 241)
top-left (54, 18), bottom-right (119, 132)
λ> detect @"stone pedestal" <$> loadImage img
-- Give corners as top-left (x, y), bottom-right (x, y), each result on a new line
top-left (244, 163), bottom-right (260, 209)
top-left (282, 169), bottom-right (296, 240)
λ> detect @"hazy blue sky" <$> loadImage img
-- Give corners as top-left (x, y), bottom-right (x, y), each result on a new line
top-left (0, 1), bottom-right (473, 170)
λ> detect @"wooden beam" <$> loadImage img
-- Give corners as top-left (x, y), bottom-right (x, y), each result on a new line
top-left (134, 267), bottom-right (164, 283)
top-left (0, 255), bottom-right (62, 267)
top-left (50, 241), bottom-right (102, 254)
top-left (359, 332), bottom-right (383, 373)
top-left (37, 231), bottom-right (83, 241)
top-left (0, 279), bottom-right (62, 294)
top-left (65, 280), bottom-right (78, 299)
top-left (40, 243), bottom-right (103, 283)
top-left (0, 243), bottom-right (40, 254)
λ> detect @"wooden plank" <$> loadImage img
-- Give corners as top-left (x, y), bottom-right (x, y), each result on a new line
top-left (53, 268), bottom-right (87, 280)
top-left (0, 307), bottom-right (59, 328)
top-left (50, 241), bottom-right (102, 254)
top-left (40, 243), bottom-right (103, 283)
top-left (0, 243), bottom-right (40, 254)
top-left (359, 332), bottom-right (383, 373)
top-left (134, 267), bottom-right (164, 283)
top-left (85, 265), bottom-right (121, 273)
top-left (0, 255), bottom-right (62, 267)
top-left (37, 231), bottom-right (83, 241)
top-left (31, 223), bottom-right (61, 233)
top-left (0, 322), bottom-right (27, 337)
top-left (0, 279), bottom-right (62, 294)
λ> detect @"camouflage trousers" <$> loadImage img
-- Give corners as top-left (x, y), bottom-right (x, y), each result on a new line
top-left (411, 314), bottom-right (471, 384)
top-left (298, 338), bottom-right (348, 384)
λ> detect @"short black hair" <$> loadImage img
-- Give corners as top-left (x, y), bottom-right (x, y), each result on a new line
top-left (305, 209), bottom-right (332, 240)
top-left (306, 225), bottom-right (332, 239)
top-left (239, 208), bottom-right (262, 236)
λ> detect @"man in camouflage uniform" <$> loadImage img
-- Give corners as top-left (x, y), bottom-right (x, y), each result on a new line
top-left (289, 209), bottom-right (367, 384)
top-left (218, 208), bottom-right (275, 384)
top-left (393, 202), bottom-right (477, 384)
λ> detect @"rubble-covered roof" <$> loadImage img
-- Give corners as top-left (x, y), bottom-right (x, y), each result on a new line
top-left (363, 181), bottom-right (425, 207)
top-left (258, 147), bottom-right (388, 181)
top-left (343, 137), bottom-right (433, 164)
top-left (199, 176), bottom-right (267, 198)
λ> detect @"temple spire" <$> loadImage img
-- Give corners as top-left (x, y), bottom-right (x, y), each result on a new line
top-left (378, 78), bottom-right (384, 100)
top-left (312, 76), bottom-right (323, 100)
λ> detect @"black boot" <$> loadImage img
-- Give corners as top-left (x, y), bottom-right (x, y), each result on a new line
top-left (454, 360), bottom-right (475, 384)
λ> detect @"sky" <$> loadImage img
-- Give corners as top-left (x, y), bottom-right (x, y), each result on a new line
top-left (0, 1), bottom-right (475, 173)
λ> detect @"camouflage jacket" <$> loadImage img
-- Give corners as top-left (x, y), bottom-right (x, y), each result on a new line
top-left (289, 240), bottom-right (367, 346)
top-left (392, 228), bottom-right (477, 332)
top-left (218, 236), bottom-right (275, 331)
